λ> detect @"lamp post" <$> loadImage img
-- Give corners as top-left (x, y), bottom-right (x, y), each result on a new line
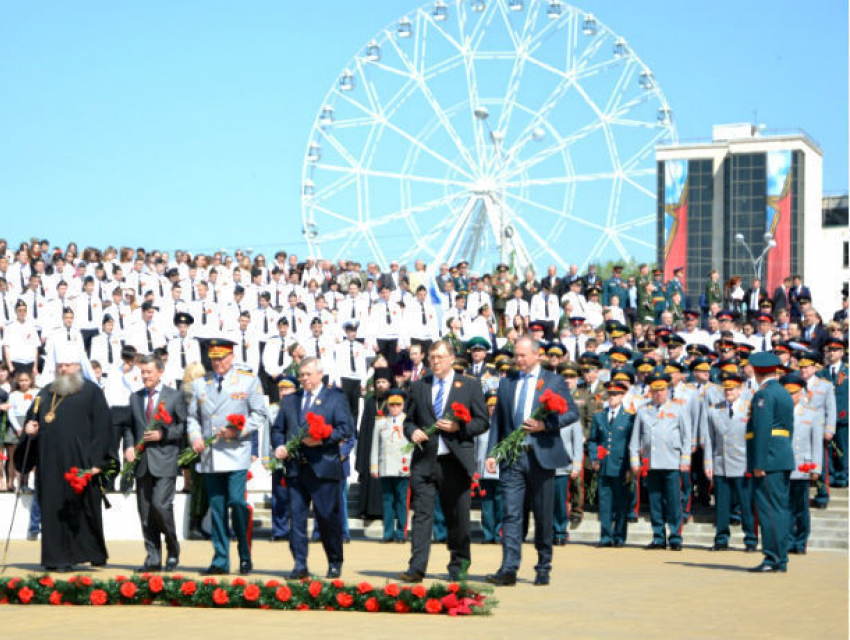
top-left (734, 232), bottom-right (777, 281)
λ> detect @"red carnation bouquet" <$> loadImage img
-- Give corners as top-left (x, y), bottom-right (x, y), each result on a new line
top-left (597, 445), bottom-right (609, 461)
top-left (402, 402), bottom-right (472, 454)
top-left (488, 387), bottom-right (569, 465)
top-left (64, 467), bottom-right (95, 495)
top-left (179, 413), bottom-right (247, 466)
top-left (120, 401), bottom-right (173, 481)
top-left (798, 462), bottom-right (817, 474)
top-left (267, 411), bottom-right (333, 472)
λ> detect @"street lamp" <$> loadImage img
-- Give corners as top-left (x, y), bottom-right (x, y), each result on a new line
top-left (735, 232), bottom-right (776, 281)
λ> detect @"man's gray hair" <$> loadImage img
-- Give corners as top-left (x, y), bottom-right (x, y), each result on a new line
top-left (300, 356), bottom-right (323, 372)
top-left (515, 335), bottom-right (540, 353)
top-left (138, 354), bottom-right (164, 371)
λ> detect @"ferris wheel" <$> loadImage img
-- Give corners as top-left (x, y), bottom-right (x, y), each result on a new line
top-left (301, 0), bottom-right (676, 274)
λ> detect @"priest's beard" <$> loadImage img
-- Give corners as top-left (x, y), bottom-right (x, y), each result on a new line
top-left (53, 371), bottom-right (84, 397)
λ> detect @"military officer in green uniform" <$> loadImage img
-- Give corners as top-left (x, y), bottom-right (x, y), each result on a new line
top-left (704, 269), bottom-right (724, 310)
top-left (588, 379), bottom-right (635, 547)
top-left (745, 351), bottom-right (794, 572)
top-left (603, 265), bottom-right (627, 307)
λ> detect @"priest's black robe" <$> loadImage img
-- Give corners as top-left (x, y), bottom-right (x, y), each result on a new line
top-left (353, 394), bottom-right (385, 520)
top-left (15, 380), bottom-right (114, 568)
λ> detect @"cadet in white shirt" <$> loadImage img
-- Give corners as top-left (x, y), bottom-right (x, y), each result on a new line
top-left (74, 276), bottom-right (103, 355)
top-left (404, 286), bottom-right (439, 352)
top-left (90, 313), bottom-right (123, 376)
top-left (191, 281), bottom-right (221, 339)
top-left (261, 317), bottom-right (294, 382)
top-left (166, 312), bottom-right (202, 384)
top-left (127, 300), bottom-right (167, 355)
top-left (282, 292), bottom-right (309, 343)
top-left (337, 282), bottom-right (369, 339)
top-left (367, 285), bottom-right (405, 365)
top-left (530, 282), bottom-right (561, 340)
top-left (3, 300), bottom-right (40, 377)
top-left (504, 287), bottom-right (529, 330)
top-left (333, 320), bottom-right (368, 420)
top-left (227, 310), bottom-right (261, 374)
top-left (251, 291), bottom-right (280, 345)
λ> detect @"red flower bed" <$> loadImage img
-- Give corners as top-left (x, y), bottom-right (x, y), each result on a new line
top-left (0, 575), bottom-right (493, 615)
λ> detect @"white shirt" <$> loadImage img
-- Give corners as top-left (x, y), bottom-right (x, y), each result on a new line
top-left (514, 366), bottom-right (541, 442)
top-left (431, 370), bottom-right (455, 456)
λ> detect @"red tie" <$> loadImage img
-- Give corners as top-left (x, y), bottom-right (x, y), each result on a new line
top-left (146, 389), bottom-right (154, 422)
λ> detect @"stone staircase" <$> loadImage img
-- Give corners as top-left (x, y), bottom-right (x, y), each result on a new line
top-left (248, 485), bottom-right (848, 551)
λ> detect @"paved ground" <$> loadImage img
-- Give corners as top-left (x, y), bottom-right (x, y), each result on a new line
top-left (1, 539), bottom-right (846, 639)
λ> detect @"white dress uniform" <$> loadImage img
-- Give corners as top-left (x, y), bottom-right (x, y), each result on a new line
top-left (466, 290), bottom-right (492, 315)
top-left (165, 334), bottom-right (203, 382)
top-left (367, 300), bottom-right (406, 350)
top-left (20, 289), bottom-right (47, 331)
top-left (2, 319), bottom-right (40, 367)
top-left (261, 334), bottom-right (295, 380)
top-left (504, 298), bottom-right (529, 329)
top-left (126, 319), bottom-right (167, 355)
top-left (337, 296), bottom-right (369, 339)
top-left (530, 291), bottom-right (562, 325)
top-left (305, 332), bottom-right (337, 372)
top-left (331, 338), bottom-right (368, 387)
top-left (90, 330), bottom-right (124, 372)
top-left (281, 305), bottom-right (310, 343)
top-left (251, 306), bottom-right (280, 344)
top-left (404, 298), bottom-right (439, 344)
top-left (369, 413), bottom-right (411, 478)
top-left (191, 298), bottom-right (221, 339)
top-left (227, 327), bottom-right (261, 374)
top-left (73, 292), bottom-right (103, 333)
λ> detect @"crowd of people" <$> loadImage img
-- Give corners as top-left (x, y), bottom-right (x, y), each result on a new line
top-left (0, 236), bottom-right (847, 581)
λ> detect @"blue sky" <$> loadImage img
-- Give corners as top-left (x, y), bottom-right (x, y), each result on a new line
top-left (0, 0), bottom-right (846, 262)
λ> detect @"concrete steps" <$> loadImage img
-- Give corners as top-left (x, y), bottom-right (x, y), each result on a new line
top-left (247, 486), bottom-right (849, 552)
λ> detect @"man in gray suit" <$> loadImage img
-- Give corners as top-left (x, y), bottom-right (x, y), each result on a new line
top-left (485, 337), bottom-right (579, 586)
top-left (125, 354), bottom-right (187, 572)
top-left (187, 339), bottom-right (268, 575)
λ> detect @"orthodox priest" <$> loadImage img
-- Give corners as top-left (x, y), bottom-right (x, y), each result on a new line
top-left (15, 343), bottom-right (114, 571)
top-left (353, 367), bottom-right (394, 521)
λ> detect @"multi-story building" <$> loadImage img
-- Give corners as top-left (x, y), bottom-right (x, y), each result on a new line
top-left (656, 124), bottom-right (831, 312)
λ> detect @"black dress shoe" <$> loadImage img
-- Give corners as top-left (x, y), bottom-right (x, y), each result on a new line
top-left (613, 541), bottom-right (625, 548)
top-left (669, 543), bottom-right (682, 551)
top-left (289, 568), bottom-right (310, 580)
top-left (553, 538), bottom-right (569, 546)
top-left (627, 515), bottom-right (638, 523)
top-left (596, 541), bottom-right (614, 548)
top-left (788, 548), bottom-right (807, 555)
top-left (398, 569), bottom-right (424, 583)
top-left (240, 560), bottom-right (253, 575)
top-left (748, 563), bottom-right (786, 573)
top-left (485, 571), bottom-right (517, 586)
top-left (744, 545), bottom-right (758, 553)
top-left (326, 566), bottom-right (341, 579)
top-left (271, 535), bottom-right (289, 542)
top-left (137, 564), bottom-right (162, 573)
top-left (45, 565), bottom-right (74, 573)
top-left (164, 557), bottom-right (179, 571)
top-left (26, 532), bottom-right (38, 541)
top-left (533, 572), bottom-right (550, 586)
top-left (709, 543), bottom-right (728, 552)
top-left (645, 542), bottom-right (666, 550)
top-left (201, 566), bottom-right (228, 576)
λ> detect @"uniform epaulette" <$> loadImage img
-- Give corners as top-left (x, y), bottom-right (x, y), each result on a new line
top-left (624, 405), bottom-right (635, 414)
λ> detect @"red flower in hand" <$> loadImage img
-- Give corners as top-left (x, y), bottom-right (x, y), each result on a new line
top-left (306, 412), bottom-right (333, 441)
top-left (539, 389), bottom-right (568, 415)
top-left (156, 402), bottom-right (173, 424)
top-left (597, 446), bottom-right (609, 460)
top-left (227, 414), bottom-right (246, 431)
top-left (450, 402), bottom-right (472, 423)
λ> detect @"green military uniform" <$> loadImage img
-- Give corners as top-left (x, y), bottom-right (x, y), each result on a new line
top-left (704, 279), bottom-right (723, 308)
top-left (746, 353), bottom-right (795, 572)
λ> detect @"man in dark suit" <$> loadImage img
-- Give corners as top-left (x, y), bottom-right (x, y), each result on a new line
top-left (772, 276), bottom-right (791, 313)
top-left (485, 336), bottom-right (579, 586)
top-left (124, 354), bottom-right (186, 572)
top-left (541, 265), bottom-right (563, 299)
top-left (802, 308), bottom-right (828, 356)
top-left (271, 357), bottom-right (355, 579)
top-left (398, 339), bottom-right (489, 582)
top-left (745, 278), bottom-right (768, 322)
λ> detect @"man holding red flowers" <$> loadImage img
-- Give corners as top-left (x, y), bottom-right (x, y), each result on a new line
top-left (125, 353), bottom-right (187, 573)
top-left (484, 336), bottom-right (579, 587)
top-left (271, 357), bottom-right (355, 579)
top-left (399, 339), bottom-right (488, 583)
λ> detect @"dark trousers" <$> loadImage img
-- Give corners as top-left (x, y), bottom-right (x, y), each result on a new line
top-left (312, 480), bottom-right (349, 541)
top-left (288, 465), bottom-right (342, 571)
top-left (410, 338), bottom-right (433, 354)
top-left (80, 328), bottom-right (98, 356)
top-left (647, 469), bottom-right (682, 546)
top-left (479, 479), bottom-right (502, 542)
top-left (680, 464), bottom-right (693, 518)
top-left (714, 475), bottom-right (756, 547)
top-left (598, 475), bottom-right (629, 544)
top-left (376, 339), bottom-right (399, 366)
top-left (340, 378), bottom-right (361, 423)
top-left (788, 478), bottom-right (811, 552)
top-left (271, 469), bottom-right (290, 538)
top-left (500, 448), bottom-right (555, 575)
top-left (408, 455), bottom-right (471, 575)
top-left (110, 405), bottom-right (132, 491)
top-left (136, 473), bottom-right (179, 565)
top-left (553, 475), bottom-right (570, 541)
top-left (753, 471), bottom-right (791, 569)
top-left (831, 423), bottom-right (848, 487)
top-left (204, 470), bottom-right (250, 570)
top-left (380, 477), bottom-right (409, 541)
